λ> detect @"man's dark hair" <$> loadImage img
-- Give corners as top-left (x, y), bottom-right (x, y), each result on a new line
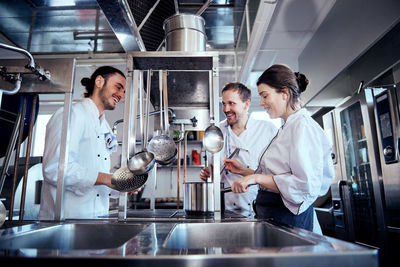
top-left (81, 66), bottom-right (126, 97)
top-left (221, 82), bottom-right (251, 102)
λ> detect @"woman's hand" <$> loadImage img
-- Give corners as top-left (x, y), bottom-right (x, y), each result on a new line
top-left (231, 174), bottom-right (279, 194)
top-left (224, 159), bottom-right (254, 176)
top-left (231, 175), bottom-right (257, 193)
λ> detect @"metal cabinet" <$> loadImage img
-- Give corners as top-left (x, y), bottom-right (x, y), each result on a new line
top-left (333, 88), bottom-right (388, 253)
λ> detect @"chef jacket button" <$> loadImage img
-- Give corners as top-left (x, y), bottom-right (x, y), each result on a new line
top-left (233, 203), bottom-right (236, 206)
top-left (104, 158), bottom-right (107, 160)
top-left (97, 136), bottom-right (99, 138)
top-left (109, 194), bottom-right (111, 196)
top-left (248, 203), bottom-right (251, 206)
top-left (97, 194), bottom-right (99, 197)
top-left (98, 154), bottom-right (100, 157)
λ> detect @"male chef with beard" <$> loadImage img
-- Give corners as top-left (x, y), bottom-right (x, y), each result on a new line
top-left (200, 82), bottom-right (278, 217)
top-left (39, 66), bottom-right (135, 220)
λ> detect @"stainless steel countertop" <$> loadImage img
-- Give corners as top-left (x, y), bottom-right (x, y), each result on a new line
top-left (0, 209), bottom-right (379, 267)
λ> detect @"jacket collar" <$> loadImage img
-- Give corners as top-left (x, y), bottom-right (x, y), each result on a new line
top-left (285, 108), bottom-right (308, 125)
top-left (82, 98), bottom-right (109, 133)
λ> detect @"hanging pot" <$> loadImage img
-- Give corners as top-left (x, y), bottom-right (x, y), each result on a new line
top-left (163, 13), bottom-right (206, 52)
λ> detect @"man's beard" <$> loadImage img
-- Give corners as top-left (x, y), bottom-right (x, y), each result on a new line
top-left (226, 112), bottom-right (238, 126)
top-left (99, 84), bottom-right (115, 111)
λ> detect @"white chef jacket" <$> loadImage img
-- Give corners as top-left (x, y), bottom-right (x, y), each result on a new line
top-left (38, 98), bottom-right (117, 220)
top-left (219, 116), bottom-right (278, 217)
top-left (256, 108), bottom-right (334, 231)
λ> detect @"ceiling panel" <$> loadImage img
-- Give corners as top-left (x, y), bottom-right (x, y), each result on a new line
top-left (252, 50), bottom-right (277, 71)
top-left (269, 0), bottom-right (333, 32)
top-left (251, 0), bottom-right (336, 77)
top-left (261, 31), bottom-right (306, 50)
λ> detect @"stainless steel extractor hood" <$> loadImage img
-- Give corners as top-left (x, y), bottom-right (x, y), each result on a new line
top-left (0, 0), bottom-right (245, 54)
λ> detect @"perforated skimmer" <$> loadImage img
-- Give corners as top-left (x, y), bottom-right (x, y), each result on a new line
top-left (111, 166), bottom-right (148, 192)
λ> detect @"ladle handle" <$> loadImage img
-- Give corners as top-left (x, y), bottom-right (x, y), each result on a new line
top-left (220, 147), bottom-right (240, 175)
top-left (221, 183), bottom-right (257, 193)
top-left (159, 70), bottom-right (164, 132)
top-left (208, 69), bottom-right (215, 124)
top-left (162, 70), bottom-right (169, 134)
top-left (196, 0), bottom-right (212, 16)
top-left (144, 70), bottom-right (151, 149)
top-left (139, 71), bottom-right (144, 147)
top-left (174, 0), bottom-right (179, 14)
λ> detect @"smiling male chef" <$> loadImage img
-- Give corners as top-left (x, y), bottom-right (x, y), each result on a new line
top-left (38, 66), bottom-right (129, 220)
top-left (200, 82), bottom-right (278, 217)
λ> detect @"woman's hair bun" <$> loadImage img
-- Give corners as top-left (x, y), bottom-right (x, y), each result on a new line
top-left (294, 72), bottom-right (309, 93)
top-left (80, 77), bottom-right (91, 87)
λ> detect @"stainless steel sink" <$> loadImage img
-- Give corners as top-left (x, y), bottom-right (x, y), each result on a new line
top-left (0, 223), bottom-right (149, 250)
top-left (163, 222), bottom-right (316, 249)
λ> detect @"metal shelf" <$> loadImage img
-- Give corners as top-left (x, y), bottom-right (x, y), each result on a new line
top-left (159, 165), bottom-right (204, 168)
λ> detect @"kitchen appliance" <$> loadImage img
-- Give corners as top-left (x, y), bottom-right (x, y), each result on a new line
top-left (333, 88), bottom-right (387, 252)
top-left (373, 84), bottom-right (400, 214)
top-left (372, 79), bottom-right (400, 266)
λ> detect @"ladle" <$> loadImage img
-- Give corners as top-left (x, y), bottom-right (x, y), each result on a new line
top-left (203, 70), bottom-right (224, 153)
top-left (128, 70), bottom-right (155, 175)
top-left (147, 70), bottom-right (177, 164)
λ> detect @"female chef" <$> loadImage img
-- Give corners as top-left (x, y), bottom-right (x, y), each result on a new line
top-left (224, 64), bottom-right (334, 233)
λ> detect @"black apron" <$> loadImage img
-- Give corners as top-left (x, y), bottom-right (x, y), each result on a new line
top-left (255, 190), bottom-right (314, 231)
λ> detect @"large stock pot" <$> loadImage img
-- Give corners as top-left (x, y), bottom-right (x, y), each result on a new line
top-left (163, 13), bottom-right (206, 52)
top-left (184, 182), bottom-right (214, 215)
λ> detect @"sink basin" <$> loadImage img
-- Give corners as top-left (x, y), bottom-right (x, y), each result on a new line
top-left (163, 222), bottom-right (316, 249)
top-left (0, 223), bottom-right (149, 250)
top-left (0, 220), bottom-right (36, 229)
